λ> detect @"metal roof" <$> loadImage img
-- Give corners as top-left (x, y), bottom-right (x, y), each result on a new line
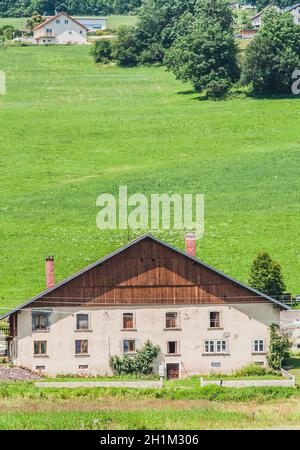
top-left (0, 234), bottom-right (289, 320)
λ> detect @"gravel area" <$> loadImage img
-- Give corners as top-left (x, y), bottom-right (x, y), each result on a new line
top-left (0, 365), bottom-right (41, 381)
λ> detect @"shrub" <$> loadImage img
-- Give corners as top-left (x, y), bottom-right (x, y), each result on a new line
top-left (234, 364), bottom-right (278, 377)
top-left (91, 40), bottom-right (113, 64)
top-left (267, 324), bottom-right (290, 370)
top-left (110, 340), bottom-right (160, 375)
top-left (112, 26), bottom-right (142, 67)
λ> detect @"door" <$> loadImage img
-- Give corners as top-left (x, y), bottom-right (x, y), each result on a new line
top-left (166, 363), bottom-right (179, 379)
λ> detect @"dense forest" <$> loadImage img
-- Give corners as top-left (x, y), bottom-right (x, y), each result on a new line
top-left (0, 0), bottom-right (297, 18)
top-left (0, 0), bottom-right (141, 17)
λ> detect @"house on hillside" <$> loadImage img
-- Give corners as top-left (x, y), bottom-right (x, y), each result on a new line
top-left (33, 12), bottom-right (88, 45)
top-left (0, 234), bottom-right (289, 379)
top-left (251, 4), bottom-right (281, 28)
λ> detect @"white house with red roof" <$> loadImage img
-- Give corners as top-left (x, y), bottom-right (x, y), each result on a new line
top-left (33, 12), bottom-right (88, 45)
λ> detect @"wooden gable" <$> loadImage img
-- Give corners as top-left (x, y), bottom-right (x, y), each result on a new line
top-left (33, 236), bottom-right (272, 308)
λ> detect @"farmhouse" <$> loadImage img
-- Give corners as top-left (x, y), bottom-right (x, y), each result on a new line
top-left (33, 12), bottom-right (88, 45)
top-left (0, 234), bottom-right (288, 378)
top-left (251, 4), bottom-right (281, 28)
top-left (251, 3), bottom-right (300, 29)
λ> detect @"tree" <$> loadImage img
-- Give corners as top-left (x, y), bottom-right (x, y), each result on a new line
top-left (165, 0), bottom-right (240, 98)
top-left (110, 340), bottom-right (160, 375)
top-left (242, 10), bottom-right (300, 96)
top-left (91, 39), bottom-right (113, 64)
top-left (267, 324), bottom-right (290, 370)
top-left (248, 251), bottom-right (286, 297)
top-left (112, 25), bottom-right (143, 67)
top-left (26, 12), bottom-right (44, 30)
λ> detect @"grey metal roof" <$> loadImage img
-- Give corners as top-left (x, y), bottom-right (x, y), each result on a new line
top-left (0, 234), bottom-right (289, 320)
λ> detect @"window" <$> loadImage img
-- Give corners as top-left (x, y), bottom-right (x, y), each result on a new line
top-left (78, 365), bottom-right (88, 369)
top-left (253, 339), bottom-right (264, 353)
top-left (209, 311), bottom-right (221, 328)
top-left (167, 341), bottom-right (178, 355)
top-left (123, 313), bottom-right (134, 329)
top-left (36, 365), bottom-right (46, 370)
top-left (204, 340), bottom-right (228, 354)
top-left (32, 311), bottom-right (51, 331)
top-left (65, 19), bottom-right (69, 24)
top-left (34, 340), bottom-right (47, 355)
top-left (165, 312), bottom-right (179, 329)
top-left (76, 314), bottom-right (89, 330)
top-left (75, 339), bottom-right (88, 354)
top-left (80, 30), bottom-right (83, 34)
top-left (56, 19), bottom-right (60, 24)
top-left (123, 340), bottom-right (135, 354)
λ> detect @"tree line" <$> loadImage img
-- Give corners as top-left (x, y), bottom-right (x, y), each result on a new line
top-left (92, 0), bottom-right (300, 98)
top-left (0, 0), bottom-right (141, 17)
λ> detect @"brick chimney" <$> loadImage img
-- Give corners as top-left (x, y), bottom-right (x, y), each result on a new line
top-left (185, 232), bottom-right (196, 257)
top-left (45, 256), bottom-right (55, 289)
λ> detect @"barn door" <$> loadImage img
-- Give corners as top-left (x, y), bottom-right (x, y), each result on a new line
top-left (166, 363), bottom-right (179, 379)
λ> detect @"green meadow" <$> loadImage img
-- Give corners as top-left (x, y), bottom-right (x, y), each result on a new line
top-left (0, 44), bottom-right (299, 313)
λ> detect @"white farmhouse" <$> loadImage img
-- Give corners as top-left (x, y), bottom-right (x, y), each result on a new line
top-left (33, 12), bottom-right (88, 45)
top-left (0, 234), bottom-right (289, 378)
top-left (251, 5), bottom-right (281, 29)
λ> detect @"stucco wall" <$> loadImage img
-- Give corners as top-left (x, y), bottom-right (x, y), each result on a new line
top-left (13, 303), bottom-right (279, 377)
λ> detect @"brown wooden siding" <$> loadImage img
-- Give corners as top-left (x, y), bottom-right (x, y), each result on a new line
top-left (32, 238), bottom-right (270, 308)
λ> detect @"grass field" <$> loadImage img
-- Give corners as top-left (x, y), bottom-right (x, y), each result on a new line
top-left (0, 380), bottom-right (300, 429)
top-left (0, 44), bottom-right (299, 314)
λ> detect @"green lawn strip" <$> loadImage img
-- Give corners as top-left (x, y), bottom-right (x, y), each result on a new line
top-left (0, 407), bottom-right (290, 430)
top-left (0, 382), bottom-right (299, 402)
top-left (1, 404), bottom-right (300, 429)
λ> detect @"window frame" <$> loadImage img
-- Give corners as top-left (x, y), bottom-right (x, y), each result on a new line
top-left (76, 313), bottom-right (90, 331)
top-left (166, 341), bottom-right (179, 355)
top-left (122, 312), bottom-right (135, 330)
top-left (253, 339), bottom-right (265, 353)
top-left (34, 340), bottom-right (47, 356)
top-left (123, 339), bottom-right (136, 354)
top-left (165, 311), bottom-right (180, 329)
top-left (75, 339), bottom-right (89, 355)
top-left (204, 339), bottom-right (228, 354)
top-left (209, 311), bottom-right (222, 329)
top-left (32, 310), bottom-right (52, 332)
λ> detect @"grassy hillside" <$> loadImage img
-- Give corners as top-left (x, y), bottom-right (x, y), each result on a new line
top-left (0, 45), bottom-right (299, 313)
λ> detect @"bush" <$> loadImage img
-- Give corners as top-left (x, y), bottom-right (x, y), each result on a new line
top-left (205, 76), bottom-right (232, 100)
top-left (91, 40), bottom-right (113, 64)
top-left (112, 26), bottom-right (142, 67)
top-left (234, 364), bottom-right (278, 377)
top-left (110, 340), bottom-right (160, 375)
top-left (140, 43), bottom-right (165, 66)
top-left (267, 324), bottom-right (290, 370)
